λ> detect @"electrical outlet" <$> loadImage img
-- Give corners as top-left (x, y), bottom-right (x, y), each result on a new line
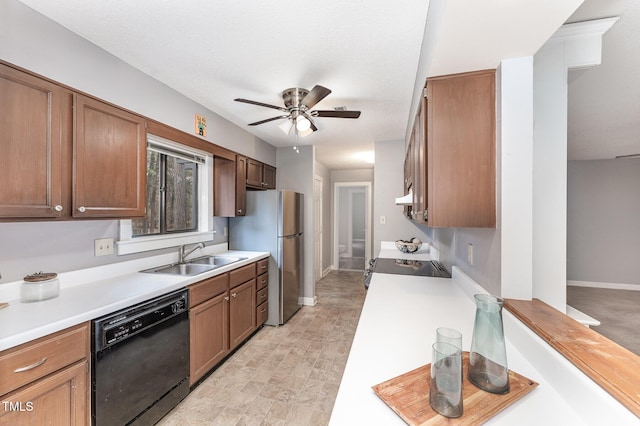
top-left (380, 215), bottom-right (386, 225)
top-left (95, 238), bottom-right (114, 256)
top-left (467, 243), bottom-right (474, 266)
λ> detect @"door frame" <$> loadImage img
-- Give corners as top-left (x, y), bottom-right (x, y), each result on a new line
top-left (313, 175), bottom-right (323, 283)
top-left (333, 181), bottom-right (372, 269)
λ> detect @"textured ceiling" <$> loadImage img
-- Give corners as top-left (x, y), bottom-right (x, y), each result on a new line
top-left (16, 0), bottom-right (616, 168)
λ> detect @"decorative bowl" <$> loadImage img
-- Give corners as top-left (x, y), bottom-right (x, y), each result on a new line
top-left (395, 238), bottom-right (422, 253)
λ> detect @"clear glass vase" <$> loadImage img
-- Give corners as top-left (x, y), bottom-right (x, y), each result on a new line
top-left (468, 294), bottom-right (510, 394)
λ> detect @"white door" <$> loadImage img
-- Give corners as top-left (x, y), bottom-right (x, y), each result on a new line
top-left (313, 176), bottom-right (323, 282)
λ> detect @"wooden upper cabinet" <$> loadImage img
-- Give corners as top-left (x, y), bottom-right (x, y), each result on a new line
top-left (73, 94), bottom-right (146, 218)
top-left (426, 69), bottom-right (496, 228)
top-left (263, 164), bottom-right (276, 189)
top-left (236, 155), bottom-right (247, 215)
top-left (246, 158), bottom-right (276, 190)
top-left (0, 63), bottom-right (70, 218)
top-left (246, 159), bottom-right (263, 188)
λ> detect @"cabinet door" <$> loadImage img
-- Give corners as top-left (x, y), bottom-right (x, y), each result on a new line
top-left (427, 70), bottom-right (496, 228)
top-left (245, 159), bottom-right (263, 188)
top-left (189, 292), bottom-right (229, 385)
top-left (213, 156), bottom-right (236, 217)
top-left (263, 164), bottom-right (276, 189)
top-left (73, 94), bottom-right (146, 218)
top-left (229, 279), bottom-right (256, 349)
top-left (235, 155), bottom-right (247, 216)
top-left (0, 64), bottom-right (68, 218)
top-left (0, 360), bottom-right (88, 426)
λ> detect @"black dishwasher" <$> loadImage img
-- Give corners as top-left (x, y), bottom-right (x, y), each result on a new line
top-left (92, 289), bottom-right (189, 426)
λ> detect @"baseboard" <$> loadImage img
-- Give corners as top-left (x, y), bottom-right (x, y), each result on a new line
top-left (323, 266), bottom-right (332, 277)
top-left (301, 296), bottom-right (317, 306)
top-left (567, 280), bottom-right (640, 292)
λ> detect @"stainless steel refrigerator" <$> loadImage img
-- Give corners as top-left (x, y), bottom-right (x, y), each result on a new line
top-left (228, 190), bottom-right (303, 325)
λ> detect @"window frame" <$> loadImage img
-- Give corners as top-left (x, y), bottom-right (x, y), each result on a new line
top-left (116, 134), bottom-right (214, 255)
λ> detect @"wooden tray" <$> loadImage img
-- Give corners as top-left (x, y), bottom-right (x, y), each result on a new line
top-left (372, 352), bottom-right (538, 425)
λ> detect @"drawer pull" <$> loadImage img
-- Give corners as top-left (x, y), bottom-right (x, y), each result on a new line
top-left (260, 294), bottom-right (267, 299)
top-left (261, 265), bottom-right (267, 269)
top-left (14, 357), bottom-right (47, 373)
top-left (260, 308), bottom-right (266, 313)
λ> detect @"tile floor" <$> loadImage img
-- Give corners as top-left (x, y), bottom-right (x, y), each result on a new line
top-left (158, 270), bottom-right (366, 425)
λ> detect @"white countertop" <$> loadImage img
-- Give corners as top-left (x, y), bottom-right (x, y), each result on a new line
top-left (0, 244), bottom-right (269, 352)
top-left (330, 268), bottom-right (637, 425)
top-left (378, 241), bottom-right (437, 261)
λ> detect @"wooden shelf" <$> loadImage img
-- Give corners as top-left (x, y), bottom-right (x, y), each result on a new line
top-left (505, 298), bottom-right (640, 418)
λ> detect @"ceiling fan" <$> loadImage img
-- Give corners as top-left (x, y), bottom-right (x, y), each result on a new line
top-left (234, 85), bottom-right (361, 137)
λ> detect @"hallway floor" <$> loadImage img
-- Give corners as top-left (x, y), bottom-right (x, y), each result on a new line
top-left (567, 285), bottom-right (640, 356)
top-left (158, 270), bottom-right (366, 425)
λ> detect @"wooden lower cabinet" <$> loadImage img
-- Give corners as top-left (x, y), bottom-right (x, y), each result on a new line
top-left (189, 259), bottom-right (267, 385)
top-left (189, 292), bottom-right (229, 385)
top-left (0, 361), bottom-right (88, 426)
top-left (0, 322), bottom-right (90, 426)
top-left (229, 279), bottom-right (256, 349)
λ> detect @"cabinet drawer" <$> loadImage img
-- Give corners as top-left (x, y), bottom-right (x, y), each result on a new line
top-left (0, 322), bottom-right (89, 396)
top-left (189, 273), bottom-right (229, 307)
top-left (256, 301), bottom-right (268, 326)
top-left (230, 263), bottom-right (256, 287)
top-left (256, 271), bottom-right (268, 291)
top-left (256, 287), bottom-right (268, 305)
top-left (257, 258), bottom-right (269, 274)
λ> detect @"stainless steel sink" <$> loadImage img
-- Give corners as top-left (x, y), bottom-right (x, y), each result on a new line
top-left (142, 263), bottom-right (217, 276)
top-left (189, 255), bottom-right (246, 267)
top-left (141, 255), bottom-right (246, 276)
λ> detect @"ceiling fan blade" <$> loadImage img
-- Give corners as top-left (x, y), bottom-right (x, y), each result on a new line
top-left (234, 98), bottom-right (288, 112)
top-left (300, 85), bottom-right (332, 109)
top-left (312, 110), bottom-right (361, 119)
top-left (248, 115), bottom-right (289, 126)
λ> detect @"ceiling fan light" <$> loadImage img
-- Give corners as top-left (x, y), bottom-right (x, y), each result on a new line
top-left (299, 127), bottom-right (314, 137)
top-left (278, 120), bottom-right (293, 135)
top-left (296, 116), bottom-right (311, 132)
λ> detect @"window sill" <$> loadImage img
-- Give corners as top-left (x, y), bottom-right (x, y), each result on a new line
top-left (504, 298), bottom-right (640, 418)
top-left (116, 231), bottom-right (214, 255)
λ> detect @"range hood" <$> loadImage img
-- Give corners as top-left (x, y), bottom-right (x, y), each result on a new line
top-left (395, 189), bottom-right (413, 205)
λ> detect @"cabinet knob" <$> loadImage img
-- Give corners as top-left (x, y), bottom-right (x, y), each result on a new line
top-left (54, 205), bottom-right (63, 212)
top-left (77, 206), bottom-right (86, 213)
top-left (224, 296), bottom-right (229, 301)
top-left (237, 209), bottom-right (242, 214)
top-left (231, 292), bottom-right (237, 298)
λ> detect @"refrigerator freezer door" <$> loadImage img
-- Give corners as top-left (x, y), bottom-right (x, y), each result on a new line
top-left (279, 190), bottom-right (303, 237)
top-left (280, 233), bottom-right (303, 324)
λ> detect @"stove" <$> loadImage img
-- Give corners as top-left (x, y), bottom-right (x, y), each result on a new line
top-left (364, 258), bottom-right (451, 289)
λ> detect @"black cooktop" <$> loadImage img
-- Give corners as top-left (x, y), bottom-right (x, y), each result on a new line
top-left (372, 258), bottom-right (451, 278)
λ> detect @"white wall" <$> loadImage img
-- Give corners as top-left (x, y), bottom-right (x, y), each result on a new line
top-left (373, 140), bottom-right (430, 254)
top-left (314, 161), bottom-right (333, 274)
top-left (0, 0), bottom-right (274, 284)
top-left (567, 159), bottom-right (640, 286)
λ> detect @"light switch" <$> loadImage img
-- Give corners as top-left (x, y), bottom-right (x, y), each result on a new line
top-left (380, 215), bottom-right (386, 225)
top-left (467, 243), bottom-right (474, 266)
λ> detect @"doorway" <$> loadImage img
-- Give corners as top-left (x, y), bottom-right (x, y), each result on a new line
top-left (333, 182), bottom-right (372, 271)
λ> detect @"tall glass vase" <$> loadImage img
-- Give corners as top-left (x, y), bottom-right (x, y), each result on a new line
top-left (468, 294), bottom-right (510, 394)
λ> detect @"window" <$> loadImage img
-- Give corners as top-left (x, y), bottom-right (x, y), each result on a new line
top-left (117, 135), bottom-right (214, 255)
top-left (133, 146), bottom-right (200, 237)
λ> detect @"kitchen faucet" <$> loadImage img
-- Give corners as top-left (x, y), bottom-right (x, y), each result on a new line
top-left (179, 242), bottom-right (205, 263)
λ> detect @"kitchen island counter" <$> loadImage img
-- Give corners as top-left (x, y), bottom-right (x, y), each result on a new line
top-left (330, 268), bottom-right (637, 425)
top-left (0, 244), bottom-right (269, 351)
